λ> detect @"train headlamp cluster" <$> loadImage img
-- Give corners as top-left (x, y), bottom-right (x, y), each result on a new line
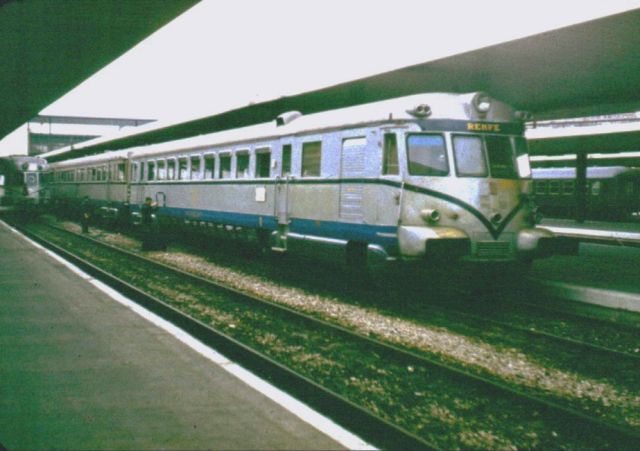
top-left (407, 104), bottom-right (432, 118)
top-left (472, 93), bottom-right (492, 115)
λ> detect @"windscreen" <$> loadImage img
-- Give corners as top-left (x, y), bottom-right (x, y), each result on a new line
top-left (453, 135), bottom-right (487, 177)
top-left (452, 134), bottom-right (523, 179)
top-left (406, 134), bottom-right (448, 176)
top-left (485, 135), bottom-right (517, 179)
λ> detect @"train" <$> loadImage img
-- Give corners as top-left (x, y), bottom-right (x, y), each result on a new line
top-left (0, 155), bottom-right (47, 213)
top-left (43, 92), bottom-right (557, 266)
top-left (532, 166), bottom-right (640, 222)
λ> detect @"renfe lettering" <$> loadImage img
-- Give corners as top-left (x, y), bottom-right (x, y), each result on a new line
top-left (467, 122), bottom-right (502, 132)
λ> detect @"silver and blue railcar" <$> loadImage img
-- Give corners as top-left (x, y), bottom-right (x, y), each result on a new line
top-left (46, 92), bottom-right (555, 264)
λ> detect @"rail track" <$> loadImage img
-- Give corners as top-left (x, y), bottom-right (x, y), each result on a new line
top-left (425, 291), bottom-right (640, 361)
top-left (11, 219), bottom-right (640, 449)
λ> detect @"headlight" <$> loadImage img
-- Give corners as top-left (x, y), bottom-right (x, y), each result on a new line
top-left (420, 208), bottom-right (440, 223)
top-left (472, 92), bottom-right (491, 114)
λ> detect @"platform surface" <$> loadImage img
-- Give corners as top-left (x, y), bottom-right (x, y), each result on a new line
top-left (529, 219), bottom-right (640, 313)
top-left (0, 222), bottom-right (349, 450)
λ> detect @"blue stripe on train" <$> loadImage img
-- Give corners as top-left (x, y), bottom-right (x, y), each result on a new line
top-left (158, 206), bottom-right (398, 247)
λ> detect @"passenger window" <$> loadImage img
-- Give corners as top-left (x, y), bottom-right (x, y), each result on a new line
top-left (383, 133), bottom-right (399, 175)
top-left (117, 163), bottom-right (126, 181)
top-left (282, 144), bottom-right (292, 176)
top-left (147, 161), bottom-right (156, 181)
top-left (219, 154), bottom-right (232, 179)
top-left (453, 135), bottom-right (487, 177)
top-left (534, 180), bottom-right (547, 195)
top-left (302, 141), bottom-right (321, 177)
top-left (236, 152), bottom-right (250, 178)
top-left (591, 181), bottom-right (602, 196)
top-left (204, 154), bottom-right (215, 179)
top-left (625, 181), bottom-right (634, 196)
top-left (157, 160), bottom-right (166, 180)
top-left (256, 148), bottom-right (271, 178)
top-left (131, 163), bottom-right (139, 182)
top-left (167, 159), bottom-right (176, 180)
top-left (549, 180), bottom-right (560, 195)
top-left (190, 156), bottom-right (202, 180)
top-left (406, 134), bottom-right (448, 176)
top-left (178, 158), bottom-right (189, 180)
top-left (562, 180), bottom-right (574, 195)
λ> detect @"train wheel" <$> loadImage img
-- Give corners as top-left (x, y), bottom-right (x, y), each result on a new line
top-left (256, 229), bottom-right (271, 255)
top-left (345, 241), bottom-right (368, 270)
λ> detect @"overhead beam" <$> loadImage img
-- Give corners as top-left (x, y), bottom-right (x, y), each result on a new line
top-left (45, 7), bottom-right (640, 162)
top-left (0, 0), bottom-right (198, 140)
top-left (528, 130), bottom-right (640, 155)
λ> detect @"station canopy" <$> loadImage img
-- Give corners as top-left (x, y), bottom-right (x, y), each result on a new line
top-left (4, 3), bottom-right (639, 161)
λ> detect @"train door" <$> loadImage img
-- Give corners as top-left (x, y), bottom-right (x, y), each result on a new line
top-left (273, 143), bottom-right (293, 250)
top-left (106, 163), bottom-right (114, 203)
top-left (339, 137), bottom-right (367, 222)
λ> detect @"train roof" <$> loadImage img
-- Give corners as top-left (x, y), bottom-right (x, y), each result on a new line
top-left (532, 166), bottom-right (640, 179)
top-left (48, 92), bottom-right (518, 168)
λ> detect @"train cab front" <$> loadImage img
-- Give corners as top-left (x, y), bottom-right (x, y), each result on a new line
top-left (394, 92), bottom-right (565, 264)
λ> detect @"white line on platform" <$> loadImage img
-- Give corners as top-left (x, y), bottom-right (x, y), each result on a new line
top-left (3, 220), bottom-right (376, 451)
top-left (531, 278), bottom-right (640, 313)
top-left (543, 226), bottom-right (640, 242)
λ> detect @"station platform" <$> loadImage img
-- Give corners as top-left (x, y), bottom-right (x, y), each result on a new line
top-left (0, 221), bottom-right (365, 450)
top-left (530, 219), bottom-right (640, 313)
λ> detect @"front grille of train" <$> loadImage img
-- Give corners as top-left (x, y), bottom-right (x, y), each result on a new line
top-left (476, 241), bottom-right (512, 258)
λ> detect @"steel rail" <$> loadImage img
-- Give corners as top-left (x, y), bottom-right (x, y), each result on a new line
top-left (456, 283), bottom-right (640, 331)
top-left (449, 286), bottom-right (640, 358)
top-left (511, 297), bottom-right (640, 331)
top-left (433, 300), bottom-right (640, 361)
